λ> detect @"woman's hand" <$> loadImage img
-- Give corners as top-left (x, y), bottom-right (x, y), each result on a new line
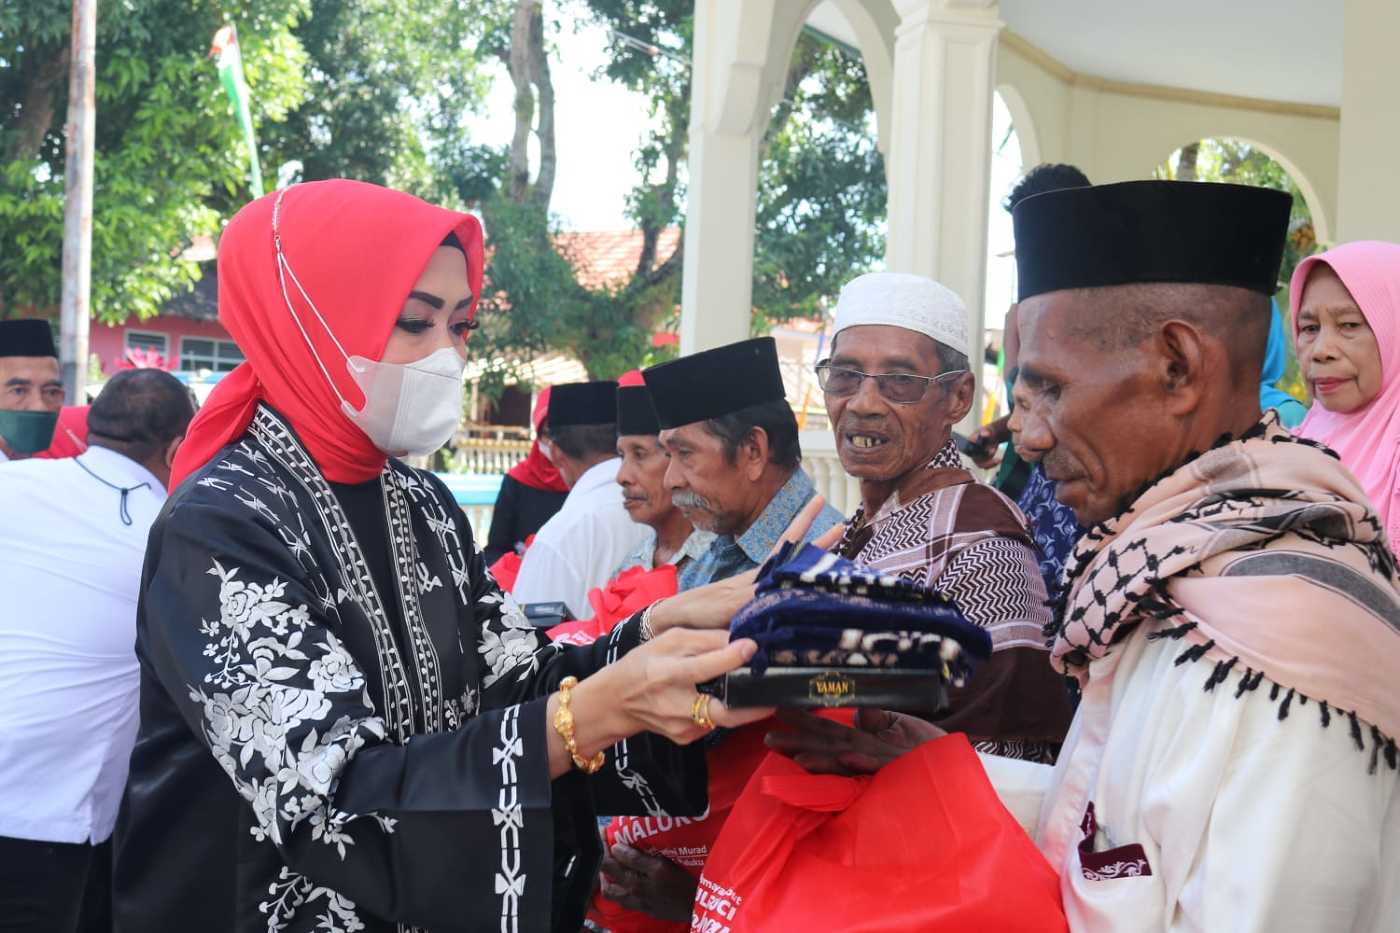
top-left (558, 630), bottom-right (774, 772)
top-left (764, 708), bottom-right (946, 776)
top-left (647, 496), bottom-right (846, 635)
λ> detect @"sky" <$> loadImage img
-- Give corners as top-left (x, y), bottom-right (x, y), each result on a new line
top-left (475, 7), bottom-right (659, 231)
top-left (472, 5), bottom-right (1026, 331)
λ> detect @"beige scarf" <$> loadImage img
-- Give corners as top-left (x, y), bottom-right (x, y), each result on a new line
top-left (1055, 414), bottom-right (1400, 770)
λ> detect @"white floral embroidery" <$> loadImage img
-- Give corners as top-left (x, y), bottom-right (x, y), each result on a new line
top-left (260, 867), bottom-right (369, 933)
top-left (479, 617), bottom-right (545, 689)
top-left (191, 559), bottom-right (388, 855)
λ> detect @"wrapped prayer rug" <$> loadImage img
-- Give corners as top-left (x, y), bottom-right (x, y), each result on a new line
top-left (703, 542), bottom-right (991, 712)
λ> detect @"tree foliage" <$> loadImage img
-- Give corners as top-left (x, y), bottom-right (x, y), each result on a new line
top-left (3, 0), bottom-right (886, 383)
top-left (1, 1), bottom-right (307, 322)
top-left (452, 1), bottom-right (886, 381)
top-left (1, 1), bottom-right (501, 324)
top-left (258, 0), bottom-right (494, 199)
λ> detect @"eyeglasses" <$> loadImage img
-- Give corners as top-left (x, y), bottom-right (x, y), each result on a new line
top-left (814, 362), bottom-right (968, 404)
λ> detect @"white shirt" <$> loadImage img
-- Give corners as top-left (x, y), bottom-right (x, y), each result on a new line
top-left (0, 446), bottom-right (167, 844)
top-left (511, 457), bottom-right (649, 619)
top-left (981, 631), bottom-right (1400, 932)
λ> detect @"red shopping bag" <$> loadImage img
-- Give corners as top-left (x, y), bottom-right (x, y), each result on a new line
top-left (587, 712), bottom-right (858, 933)
top-left (586, 724), bottom-right (771, 933)
top-left (549, 564), bottom-right (678, 646)
top-left (692, 733), bottom-right (1067, 932)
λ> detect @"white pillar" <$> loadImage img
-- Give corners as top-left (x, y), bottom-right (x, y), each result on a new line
top-left (884, 0), bottom-right (1002, 420)
top-left (678, 2), bottom-right (770, 354)
top-left (1336, 0), bottom-right (1400, 243)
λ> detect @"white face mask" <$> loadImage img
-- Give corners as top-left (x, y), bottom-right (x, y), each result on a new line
top-left (272, 186), bottom-right (467, 457)
top-left (343, 347), bottom-right (466, 456)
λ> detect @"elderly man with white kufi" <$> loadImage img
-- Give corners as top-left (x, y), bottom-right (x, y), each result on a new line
top-left (775, 271), bottom-right (1074, 763)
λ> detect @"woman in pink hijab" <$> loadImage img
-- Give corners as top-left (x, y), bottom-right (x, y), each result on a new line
top-left (1292, 240), bottom-right (1400, 550)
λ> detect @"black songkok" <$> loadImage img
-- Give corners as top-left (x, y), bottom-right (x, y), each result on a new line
top-left (643, 337), bottom-right (786, 430)
top-left (547, 381), bottom-right (618, 430)
top-left (1013, 180), bottom-right (1291, 301)
top-left (0, 320), bottom-right (58, 358)
top-left (616, 385), bottom-right (660, 437)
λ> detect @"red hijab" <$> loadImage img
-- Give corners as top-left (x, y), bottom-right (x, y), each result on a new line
top-left (169, 180), bottom-right (483, 489)
top-left (507, 386), bottom-right (568, 493)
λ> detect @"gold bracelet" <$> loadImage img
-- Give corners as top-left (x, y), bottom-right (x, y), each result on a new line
top-left (553, 676), bottom-right (606, 774)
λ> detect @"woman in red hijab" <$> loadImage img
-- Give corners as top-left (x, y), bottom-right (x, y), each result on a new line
top-left (484, 386), bottom-right (570, 566)
top-left (112, 180), bottom-right (768, 933)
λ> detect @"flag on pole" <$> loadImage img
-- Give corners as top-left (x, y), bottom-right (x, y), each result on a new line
top-left (210, 25), bottom-right (263, 198)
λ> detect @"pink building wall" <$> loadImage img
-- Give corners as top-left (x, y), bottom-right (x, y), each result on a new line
top-left (90, 316), bottom-right (235, 375)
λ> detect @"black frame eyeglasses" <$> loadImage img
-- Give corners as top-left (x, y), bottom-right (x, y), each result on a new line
top-left (814, 361), bottom-right (969, 404)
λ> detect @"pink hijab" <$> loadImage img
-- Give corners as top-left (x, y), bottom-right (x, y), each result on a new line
top-left (1292, 241), bottom-right (1400, 549)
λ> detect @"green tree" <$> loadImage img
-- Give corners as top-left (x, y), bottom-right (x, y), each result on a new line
top-left (447, 1), bottom-right (887, 381)
top-left (0, 1), bottom-right (307, 322)
top-left (258, 0), bottom-right (496, 198)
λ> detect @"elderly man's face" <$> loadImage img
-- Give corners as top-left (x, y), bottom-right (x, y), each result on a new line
top-left (1011, 292), bottom-right (1174, 526)
top-left (1, 356), bottom-right (63, 413)
top-left (658, 422), bottom-right (755, 536)
top-left (616, 434), bottom-right (678, 529)
top-left (824, 324), bottom-right (973, 482)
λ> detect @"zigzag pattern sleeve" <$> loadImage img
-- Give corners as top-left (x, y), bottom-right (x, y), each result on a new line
top-left (934, 535), bottom-right (1052, 651)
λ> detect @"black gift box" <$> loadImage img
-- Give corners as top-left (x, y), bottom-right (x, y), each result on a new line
top-left (700, 666), bottom-right (951, 714)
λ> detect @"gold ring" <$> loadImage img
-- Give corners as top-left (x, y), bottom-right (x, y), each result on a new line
top-left (691, 692), bottom-right (716, 730)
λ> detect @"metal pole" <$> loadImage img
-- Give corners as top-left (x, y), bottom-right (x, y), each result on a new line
top-left (59, 0), bottom-right (97, 404)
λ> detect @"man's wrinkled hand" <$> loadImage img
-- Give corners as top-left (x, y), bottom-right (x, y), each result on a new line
top-left (764, 708), bottom-right (946, 775)
top-left (967, 417), bottom-right (1010, 469)
top-left (599, 842), bottom-right (699, 923)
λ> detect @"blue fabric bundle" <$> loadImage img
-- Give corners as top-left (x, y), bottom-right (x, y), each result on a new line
top-left (730, 542), bottom-right (992, 681)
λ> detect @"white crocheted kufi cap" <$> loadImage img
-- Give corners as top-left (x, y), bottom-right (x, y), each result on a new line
top-left (832, 272), bottom-right (969, 358)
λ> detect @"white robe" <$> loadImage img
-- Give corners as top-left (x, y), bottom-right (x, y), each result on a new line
top-left (511, 457), bottom-right (649, 619)
top-left (983, 630), bottom-right (1400, 932)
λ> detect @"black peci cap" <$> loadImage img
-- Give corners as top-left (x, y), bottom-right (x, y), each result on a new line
top-left (0, 319), bottom-right (58, 358)
top-left (547, 381), bottom-right (619, 429)
top-left (1013, 180), bottom-right (1292, 301)
top-left (616, 385), bottom-right (661, 437)
top-left (643, 337), bottom-right (787, 430)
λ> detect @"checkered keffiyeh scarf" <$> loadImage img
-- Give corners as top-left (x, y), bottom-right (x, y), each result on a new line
top-left (1054, 414), bottom-right (1400, 770)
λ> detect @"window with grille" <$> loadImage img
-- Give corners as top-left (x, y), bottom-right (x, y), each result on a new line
top-left (180, 337), bottom-right (245, 373)
top-left (124, 331), bottom-right (169, 357)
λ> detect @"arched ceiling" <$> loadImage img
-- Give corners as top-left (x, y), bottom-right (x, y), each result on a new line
top-left (809, 0), bottom-right (1343, 107)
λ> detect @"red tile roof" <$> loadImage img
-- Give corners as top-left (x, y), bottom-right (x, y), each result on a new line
top-left (555, 228), bottom-right (681, 290)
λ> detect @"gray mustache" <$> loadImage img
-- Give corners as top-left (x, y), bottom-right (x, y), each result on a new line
top-left (671, 490), bottom-right (713, 512)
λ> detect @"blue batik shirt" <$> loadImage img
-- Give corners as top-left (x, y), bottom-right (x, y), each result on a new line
top-left (676, 467), bottom-right (845, 592)
top-left (1016, 463), bottom-right (1083, 601)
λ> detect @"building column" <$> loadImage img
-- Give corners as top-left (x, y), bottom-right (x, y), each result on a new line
top-left (679, 2), bottom-right (772, 353)
top-left (885, 0), bottom-right (1002, 419)
top-left (1336, 0), bottom-right (1400, 242)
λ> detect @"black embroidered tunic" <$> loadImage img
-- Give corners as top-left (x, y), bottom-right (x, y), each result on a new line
top-left (113, 406), bottom-right (703, 933)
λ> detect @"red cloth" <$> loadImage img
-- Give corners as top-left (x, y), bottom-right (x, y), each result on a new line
top-left (506, 387), bottom-right (567, 493)
top-left (488, 534), bottom-right (535, 593)
top-left (169, 180), bottom-right (484, 489)
top-left (547, 564), bottom-right (678, 646)
top-left (34, 405), bottom-right (89, 459)
top-left (617, 369), bottom-right (646, 387)
top-left (692, 734), bottom-right (1067, 932)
